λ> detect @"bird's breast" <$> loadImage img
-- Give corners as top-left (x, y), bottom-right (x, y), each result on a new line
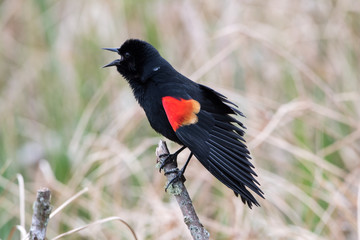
top-left (140, 88), bottom-right (182, 144)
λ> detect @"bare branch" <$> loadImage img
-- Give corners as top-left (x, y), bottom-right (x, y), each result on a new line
top-left (29, 188), bottom-right (52, 240)
top-left (156, 140), bottom-right (210, 240)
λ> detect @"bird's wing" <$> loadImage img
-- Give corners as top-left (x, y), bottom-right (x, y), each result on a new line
top-left (161, 85), bottom-right (264, 208)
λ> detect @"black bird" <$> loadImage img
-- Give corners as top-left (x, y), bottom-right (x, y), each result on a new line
top-left (103, 39), bottom-right (264, 208)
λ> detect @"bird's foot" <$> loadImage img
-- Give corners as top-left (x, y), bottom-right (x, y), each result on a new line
top-left (164, 168), bottom-right (186, 192)
top-left (158, 153), bottom-right (177, 173)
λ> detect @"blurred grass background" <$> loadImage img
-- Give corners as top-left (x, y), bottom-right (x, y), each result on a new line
top-left (1, 0), bottom-right (359, 239)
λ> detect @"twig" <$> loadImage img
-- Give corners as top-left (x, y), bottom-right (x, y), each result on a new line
top-left (50, 187), bottom-right (88, 219)
top-left (17, 174), bottom-right (25, 239)
top-left (29, 188), bottom-right (52, 240)
top-left (156, 140), bottom-right (210, 240)
top-left (51, 216), bottom-right (138, 240)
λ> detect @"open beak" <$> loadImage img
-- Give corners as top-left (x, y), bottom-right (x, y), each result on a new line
top-left (102, 48), bottom-right (121, 68)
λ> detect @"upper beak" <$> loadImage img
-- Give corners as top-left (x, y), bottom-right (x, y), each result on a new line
top-left (102, 47), bottom-right (119, 53)
top-left (102, 47), bottom-right (121, 68)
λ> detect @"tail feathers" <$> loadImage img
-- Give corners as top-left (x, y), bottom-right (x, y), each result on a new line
top-left (205, 118), bottom-right (264, 208)
top-left (175, 84), bottom-right (264, 208)
top-left (207, 155), bottom-right (261, 208)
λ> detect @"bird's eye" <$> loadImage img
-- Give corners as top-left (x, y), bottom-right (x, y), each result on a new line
top-left (124, 52), bottom-right (131, 58)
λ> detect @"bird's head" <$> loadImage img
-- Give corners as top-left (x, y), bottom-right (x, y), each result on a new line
top-left (103, 39), bottom-right (162, 83)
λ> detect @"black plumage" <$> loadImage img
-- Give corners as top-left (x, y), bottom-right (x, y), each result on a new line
top-left (103, 39), bottom-right (264, 208)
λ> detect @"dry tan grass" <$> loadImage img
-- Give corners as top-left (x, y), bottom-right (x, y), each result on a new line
top-left (1, 0), bottom-right (359, 239)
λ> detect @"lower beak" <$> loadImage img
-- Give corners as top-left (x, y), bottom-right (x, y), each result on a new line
top-left (102, 59), bottom-right (121, 68)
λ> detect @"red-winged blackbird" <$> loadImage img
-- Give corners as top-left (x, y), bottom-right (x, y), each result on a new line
top-left (103, 39), bottom-right (264, 208)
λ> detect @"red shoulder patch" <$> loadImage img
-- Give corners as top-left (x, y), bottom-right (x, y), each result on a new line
top-left (162, 96), bottom-right (201, 131)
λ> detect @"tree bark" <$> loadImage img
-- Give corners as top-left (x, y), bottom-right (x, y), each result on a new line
top-left (29, 188), bottom-right (52, 240)
top-left (156, 140), bottom-right (210, 240)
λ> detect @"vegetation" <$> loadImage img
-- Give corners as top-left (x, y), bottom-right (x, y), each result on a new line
top-left (0, 0), bottom-right (359, 239)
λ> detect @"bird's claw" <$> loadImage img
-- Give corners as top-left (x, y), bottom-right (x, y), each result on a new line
top-left (158, 153), bottom-right (176, 173)
top-left (164, 168), bottom-right (178, 175)
top-left (164, 168), bottom-right (186, 192)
